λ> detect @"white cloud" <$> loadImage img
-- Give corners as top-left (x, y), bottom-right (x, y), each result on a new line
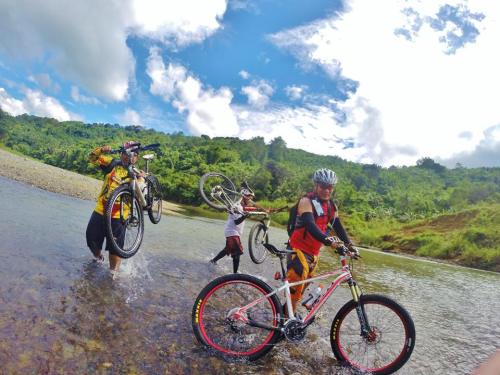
top-left (0, 0), bottom-right (228, 101)
top-left (241, 80), bottom-right (274, 108)
top-left (239, 70), bottom-right (250, 80)
top-left (28, 73), bottom-right (61, 93)
top-left (119, 108), bottom-right (142, 126)
top-left (439, 124), bottom-right (500, 167)
top-left (146, 48), bottom-right (239, 137)
top-left (236, 103), bottom-right (356, 157)
top-left (131, 0), bottom-right (227, 47)
top-left (0, 87), bottom-right (76, 121)
top-left (285, 85), bottom-right (307, 101)
top-left (0, 88), bottom-right (25, 116)
top-left (269, 0), bottom-right (500, 166)
top-left (71, 86), bottom-right (100, 105)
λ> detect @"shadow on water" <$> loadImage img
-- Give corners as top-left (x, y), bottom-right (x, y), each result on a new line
top-left (0, 176), bottom-right (499, 374)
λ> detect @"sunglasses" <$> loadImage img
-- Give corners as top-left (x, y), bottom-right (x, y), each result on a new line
top-left (318, 183), bottom-right (334, 190)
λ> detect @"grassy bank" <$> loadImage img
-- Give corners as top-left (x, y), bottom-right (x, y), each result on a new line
top-left (347, 205), bottom-right (500, 272)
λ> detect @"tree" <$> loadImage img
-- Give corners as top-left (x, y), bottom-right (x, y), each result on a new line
top-left (269, 137), bottom-right (287, 161)
top-left (416, 157), bottom-right (446, 174)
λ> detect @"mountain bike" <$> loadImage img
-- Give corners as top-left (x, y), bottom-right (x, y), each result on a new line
top-left (192, 242), bottom-right (416, 374)
top-left (199, 172), bottom-right (285, 263)
top-left (105, 143), bottom-right (163, 258)
top-left (247, 207), bottom-right (288, 264)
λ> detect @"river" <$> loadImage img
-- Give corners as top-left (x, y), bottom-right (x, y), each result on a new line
top-left (0, 176), bottom-right (498, 374)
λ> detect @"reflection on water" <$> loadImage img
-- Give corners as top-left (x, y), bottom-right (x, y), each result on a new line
top-left (0, 176), bottom-right (499, 374)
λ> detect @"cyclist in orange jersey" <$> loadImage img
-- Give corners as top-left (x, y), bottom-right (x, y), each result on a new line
top-left (286, 168), bottom-right (357, 315)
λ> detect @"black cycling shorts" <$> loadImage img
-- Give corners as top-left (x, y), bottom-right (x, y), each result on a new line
top-left (85, 211), bottom-right (125, 256)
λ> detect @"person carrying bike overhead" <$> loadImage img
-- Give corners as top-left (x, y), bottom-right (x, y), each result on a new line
top-left (286, 168), bottom-right (357, 314)
top-left (85, 140), bottom-right (144, 275)
top-left (210, 188), bottom-right (267, 273)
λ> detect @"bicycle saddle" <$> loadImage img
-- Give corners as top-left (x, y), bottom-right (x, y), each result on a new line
top-left (142, 154), bottom-right (155, 160)
top-left (263, 243), bottom-right (294, 257)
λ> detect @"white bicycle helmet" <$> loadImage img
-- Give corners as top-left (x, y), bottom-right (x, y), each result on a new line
top-left (312, 168), bottom-right (337, 185)
top-left (240, 188), bottom-right (255, 198)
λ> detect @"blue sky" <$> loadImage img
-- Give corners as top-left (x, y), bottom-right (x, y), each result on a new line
top-left (0, 0), bottom-right (499, 167)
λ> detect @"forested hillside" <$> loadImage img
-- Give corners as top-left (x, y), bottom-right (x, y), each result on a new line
top-left (1, 110), bottom-right (498, 270)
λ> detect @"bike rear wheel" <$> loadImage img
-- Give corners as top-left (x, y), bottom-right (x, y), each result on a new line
top-left (146, 174), bottom-right (162, 224)
top-left (105, 184), bottom-right (144, 259)
top-left (330, 294), bottom-right (415, 375)
top-left (199, 172), bottom-right (238, 211)
top-left (248, 223), bottom-right (269, 264)
top-left (192, 273), bottom-right (283, 361)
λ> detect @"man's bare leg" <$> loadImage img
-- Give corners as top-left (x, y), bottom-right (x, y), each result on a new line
top-left (109, 253), bottom-right (121, 276)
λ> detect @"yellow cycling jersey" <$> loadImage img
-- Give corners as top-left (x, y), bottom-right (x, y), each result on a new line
top-left (90, 147), bottom-right (131, 218)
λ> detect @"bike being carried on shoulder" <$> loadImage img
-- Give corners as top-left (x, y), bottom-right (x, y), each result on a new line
top-left (199, 172), bottom-right (287, 264)
top-left (192, 240), bottom-right (416, 374)
top-left (105, 143), bottom-right (163, 258)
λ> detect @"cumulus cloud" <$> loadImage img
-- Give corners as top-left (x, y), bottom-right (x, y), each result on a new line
top-left (285, 85), bottom-right (307, 101)
top-left (146, 48), bottom-right (239, 137)
top-left (269, 0), bottom-right (500, 166)
top-left (439, 124), bottom-right (500, 168)
top-left (235, 103), bottom-right (354, 156)
top-left (71, 86), bottom-right (100, 105)
top-left (0, 0), bottom-right (228, 101)
top-left (0, 87), bottom-right (76, 121)
top-left (28, 74), bottom-right (61, 93)
top-left (119, 108), bottom-right (142, 126)
top-left (241, 80), bottom-right (274, 108)
top-left (239, 70), bottom-right (250, 80)
top-left (131, 0), bottom-right (227, 47)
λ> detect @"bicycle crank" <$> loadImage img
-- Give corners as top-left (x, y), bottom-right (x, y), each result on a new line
top-left (283, 320), bottom-right (307, 342)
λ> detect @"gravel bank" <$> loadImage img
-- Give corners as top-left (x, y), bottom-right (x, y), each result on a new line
top-left (0, 148), bottom-right (185, 215)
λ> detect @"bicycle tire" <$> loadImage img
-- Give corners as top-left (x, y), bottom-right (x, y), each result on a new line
top-left (105, 184), bottom-right (144, 258)
top-left (192, 273), bottom-right (283, 361)
top-left (330, 294), bottom-right (416, 375)
top-left (146, 174), bottom-right (162, 224)
top-left (199, 172), bottom-right (238, 211)
top-left (248, 222), bottom-right (269, 264)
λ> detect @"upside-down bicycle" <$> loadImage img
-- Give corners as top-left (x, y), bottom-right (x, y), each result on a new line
top-left (192, 241), bottom-right (416, 374)
top-left (105, 143), bottom-right (163, 258)
top-left (198, 172), bottom-right (287, 264)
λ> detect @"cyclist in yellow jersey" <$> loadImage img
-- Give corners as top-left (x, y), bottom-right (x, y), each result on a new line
top-left (85, 141), bottom-right (142, 274)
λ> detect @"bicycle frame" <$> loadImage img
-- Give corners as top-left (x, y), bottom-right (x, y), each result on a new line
top-left (229, 252), bottom-right (363, 331)
top-left (247, 211), bottom-right (270, 227)
top-left (119, 154), bottom-right (155, 219)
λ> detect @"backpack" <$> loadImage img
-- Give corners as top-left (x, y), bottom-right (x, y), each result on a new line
top-left (287, 194), bottom-right (337, 237)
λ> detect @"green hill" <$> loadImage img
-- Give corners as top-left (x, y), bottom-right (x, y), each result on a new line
top-left (1, 110), bottom-right (498, 271)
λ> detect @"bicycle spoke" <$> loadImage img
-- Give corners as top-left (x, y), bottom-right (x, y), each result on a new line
top-left (198, 280), bottom-right (278, 356)
top-left (332, 296), bottom-right (414, 374)
top-left (199, 173), bottom-right (238, 211)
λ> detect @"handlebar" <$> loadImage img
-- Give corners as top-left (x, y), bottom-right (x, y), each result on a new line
top-left (109, 143), bottom-right (161, 154)
top-left (236, 205), bottom-right (289, 216)
top-left (334, 244), bottom-right (361, 259)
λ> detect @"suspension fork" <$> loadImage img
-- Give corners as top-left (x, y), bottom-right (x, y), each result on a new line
top-left (348, 279), bottom-right (372, 336)
top-left (129, 179), bottom-right (136, 220)
top-left (262, 216), bottom-right (271, 237)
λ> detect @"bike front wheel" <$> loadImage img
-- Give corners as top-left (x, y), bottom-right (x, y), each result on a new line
top-left (199, 172), bottom-right (238, 211)
top-left (105, 184), bottom-right (144, 258)
top-left (248, 222), bottom-right (269, 264)
top-left (146, 174), bottom-right (162, 224)
top-left (192, 273), bottom-right (283, 361)
top-left (330, 294), bottom-right (415, 375)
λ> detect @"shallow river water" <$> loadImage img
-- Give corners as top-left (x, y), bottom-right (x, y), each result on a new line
top-left (0, 176), bottom-right (498, 374)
